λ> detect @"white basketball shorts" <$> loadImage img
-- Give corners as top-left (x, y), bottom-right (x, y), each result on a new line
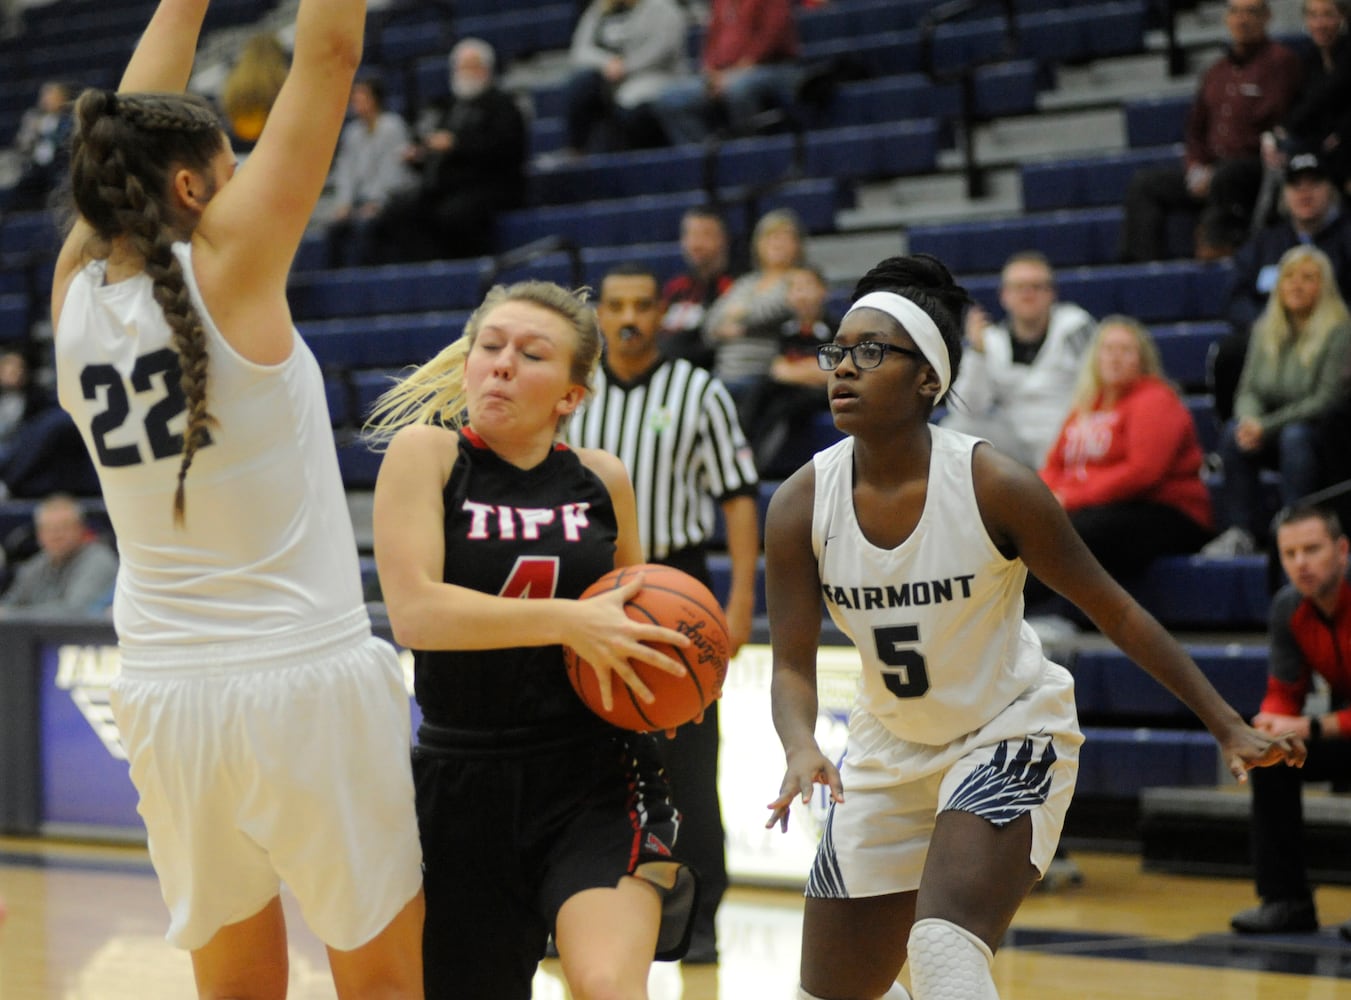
top-left (806, 661), bottom-right (1082, 898)
top-left (111, 607), bottom-right (422, 951)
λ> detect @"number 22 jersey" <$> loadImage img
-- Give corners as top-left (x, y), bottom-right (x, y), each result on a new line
top-left (54, 243), bottom-right (364, 648)
top-left (812, 425), bottom-right (1055, 747)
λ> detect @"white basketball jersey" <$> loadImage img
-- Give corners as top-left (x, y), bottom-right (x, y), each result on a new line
top-left (812, 425), bottom-right (1050, 746)
top-left (55, 243), bottom-right (366, 648)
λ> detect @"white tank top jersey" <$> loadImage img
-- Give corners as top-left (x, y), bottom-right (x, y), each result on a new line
top-left (55, 242), bottom-right (366, 649)
top-left (812, 425), bottom-right (1051, 746)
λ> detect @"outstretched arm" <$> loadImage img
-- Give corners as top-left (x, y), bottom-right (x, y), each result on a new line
top-left (764, 465), bottom-right (843, 831)
top-left (972, 443), bottom-right (1306, 779)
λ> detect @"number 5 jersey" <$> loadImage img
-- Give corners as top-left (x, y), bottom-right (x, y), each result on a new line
top-left (812, 425), bottom-right (1058, 747)
top-left (54, 243), bottom-right (366, 648)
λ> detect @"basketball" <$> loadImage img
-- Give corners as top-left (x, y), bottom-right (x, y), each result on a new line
top-left (563, 564), bottom-right (731, 732)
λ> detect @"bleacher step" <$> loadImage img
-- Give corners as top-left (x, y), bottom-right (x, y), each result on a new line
top-left (1038, 53), bottom-right (1198, 113)
top-left (941, 107), bottom-right (1125, 171)
top-left (1141, 786), bottom-right (1351, 884)
top-left (838, 168), bottom-right (1022, 233)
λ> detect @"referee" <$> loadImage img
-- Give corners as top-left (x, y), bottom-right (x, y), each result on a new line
top-left (567, 263), bottom-right (760, 964)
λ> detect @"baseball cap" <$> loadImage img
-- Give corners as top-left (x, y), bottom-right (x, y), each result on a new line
top-left (1285, 151), bottom-right (1330, 183)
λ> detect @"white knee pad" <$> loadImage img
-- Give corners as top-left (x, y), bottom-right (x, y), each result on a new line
top-left (907, 918), bottom-right (998, 1000)
top-left (797, 982), bottom-right (912, 1000)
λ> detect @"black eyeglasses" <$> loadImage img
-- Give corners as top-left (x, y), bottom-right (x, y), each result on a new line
top-left (817, 342), bottom-right (925, 371)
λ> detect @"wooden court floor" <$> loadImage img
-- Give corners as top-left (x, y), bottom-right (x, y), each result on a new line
top-left (4, 837), bottom-right (1351, 999)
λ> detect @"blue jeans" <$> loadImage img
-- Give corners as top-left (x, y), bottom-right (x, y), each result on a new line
top-left (1216, 419), bottom-right (1322, 538)
top-left (652, 64), bottom-right (803, 145)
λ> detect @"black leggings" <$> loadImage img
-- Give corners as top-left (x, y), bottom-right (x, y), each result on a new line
top-left (1026, 501), bottom-right (1212, 609)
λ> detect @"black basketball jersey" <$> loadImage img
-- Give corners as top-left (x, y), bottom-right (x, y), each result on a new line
top-left (414, 428), bottom-right (619, 729)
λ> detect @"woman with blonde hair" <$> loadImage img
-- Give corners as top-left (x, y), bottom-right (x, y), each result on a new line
top-left (1206, 244), bottom-right (1351, 555)
top-left (1033, 315), bottom-right (1214, 606)
top-left (50, 0), bottom-right (424, 994)
top-left (369, 280), bottom-right (701, 999)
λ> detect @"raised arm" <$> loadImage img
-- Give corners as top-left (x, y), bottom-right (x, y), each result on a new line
top-left (191, 0), bottom-right (365, 359)
top-left (53, 0), bottom-right (213, 307)
top-left (120, 0), bottom-right (211, 93)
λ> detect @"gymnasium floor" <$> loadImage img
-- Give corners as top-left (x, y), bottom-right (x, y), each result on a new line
top-left (4, 839), bottom-right (1351, 998)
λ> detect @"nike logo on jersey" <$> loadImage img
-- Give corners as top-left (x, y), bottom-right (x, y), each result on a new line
top-left (821, 574), bottom-right (976, 610)
top-left (462, 500), bottom-right (592, 541)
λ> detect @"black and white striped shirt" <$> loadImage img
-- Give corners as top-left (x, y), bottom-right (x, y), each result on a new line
top-left (566, 357), bottom-right (759, 561)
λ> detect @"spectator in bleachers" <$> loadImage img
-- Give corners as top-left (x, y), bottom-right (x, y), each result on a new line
top-left (702, 207), bottom-right (802, 421)
top-left (940, 251), bottom-right (1095, 469)
top-left (740, 263), bottom-right (834, 477)
top-left (1205, 245), bottom-right (1351, 556)
top-left (567, 262), bottom-right (760, 965)
top-left (368, 38), bottom-right (526, 263)
top-left (1214, 150), bottom-right (1351, 422)
top-left (1263, 0), bottom-right (1351, 192)
top-left (324, 76), bottom-right (417, 268)
top-left (218, 32), bottom-right (289, 151)
top-left (659, 205), bottom-right (736, 370)
top-left (650, 0), bottom-right (801, 146)
top-left (558, 0), bottom-right (689, 157)
top-left (1230, 503), bottom-right (1351, 937)
top-left (1118, 0), bottom-right (1302, 263)
top-left (0, 347), bottom-right (97, 501)
top-left (0, 80), bottom-right (72, 215)
top-left (1032, 317), bottom-right (1214, 609)
top-left (0, 494), bottom-right (116, 615)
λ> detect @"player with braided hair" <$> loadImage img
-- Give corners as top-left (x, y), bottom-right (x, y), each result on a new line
top-left (49, 0), bottom-right (424, 996)
top-left (764, 255), bottom-right (1307, 1000)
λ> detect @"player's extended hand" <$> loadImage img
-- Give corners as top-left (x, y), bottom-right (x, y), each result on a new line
top-left (1220, 722), bottom-right (1306, 781)
top-left (567, 576), bottom-right (690, 712)
top-left (765, 746), bottom-right (843, 833)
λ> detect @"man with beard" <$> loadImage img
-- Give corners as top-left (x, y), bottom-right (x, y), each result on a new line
top-left (369, 38), bottom-right (525, 262)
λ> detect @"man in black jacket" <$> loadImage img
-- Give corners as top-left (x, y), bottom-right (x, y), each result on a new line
top-left (369, 38), bottom-right (526, 263)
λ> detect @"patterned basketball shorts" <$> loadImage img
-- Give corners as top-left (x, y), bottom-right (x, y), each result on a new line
top-left (806, 663), bottom-right (1082, 898)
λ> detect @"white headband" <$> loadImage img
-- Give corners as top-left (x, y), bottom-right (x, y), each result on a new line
top-left (844, 291), bottom-right (952, 401)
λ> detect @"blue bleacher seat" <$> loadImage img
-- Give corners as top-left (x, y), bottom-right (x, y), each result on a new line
top-left (1124, 94), bottom-right (1191, 148)
top-left (0, 293), bottom-right (29, 339)
top-left (964, 261), bottom-right (1235, 325)
top-left (909, 207), bottom-right (1123, 273)
top-left (337, 438), bottom-right (384, 490)
top-left (1020, 146), bottom-right (1180, 212)
top-left (1072, 645), bottom-right (1267, 722)
top-left (1077, 728), bottom-right (1221, 798)
top-left (1152, 321), bottom-right (1227, 390)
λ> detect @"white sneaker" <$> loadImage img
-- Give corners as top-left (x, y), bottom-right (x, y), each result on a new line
top-left (1201, 526), bottom-right (1257, 558)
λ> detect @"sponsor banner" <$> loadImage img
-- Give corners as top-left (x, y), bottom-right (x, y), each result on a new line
top-left (40, 643), bottom-right (140, 829)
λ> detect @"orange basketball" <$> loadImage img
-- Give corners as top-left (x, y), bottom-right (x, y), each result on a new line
top-left (563, 564), bottom-right (731, 732)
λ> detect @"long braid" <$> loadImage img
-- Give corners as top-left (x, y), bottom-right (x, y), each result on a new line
top-left (69, 90), bottom-right (224, 525)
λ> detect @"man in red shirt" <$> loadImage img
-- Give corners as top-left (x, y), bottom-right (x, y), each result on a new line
top-left (1231, 503), bottom-right (1351, 935)
top-left (649, 0), bottom-right (801, 145)
top-left (1119, 0), bottom-right (1302, 262)
top-left (659, 206), bottom-right (737, 368)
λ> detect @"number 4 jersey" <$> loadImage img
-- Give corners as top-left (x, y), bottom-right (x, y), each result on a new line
top-left (54, 244), bottom-right (366, 648)
top-left (812, 425), bottom-right (1055, 747)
